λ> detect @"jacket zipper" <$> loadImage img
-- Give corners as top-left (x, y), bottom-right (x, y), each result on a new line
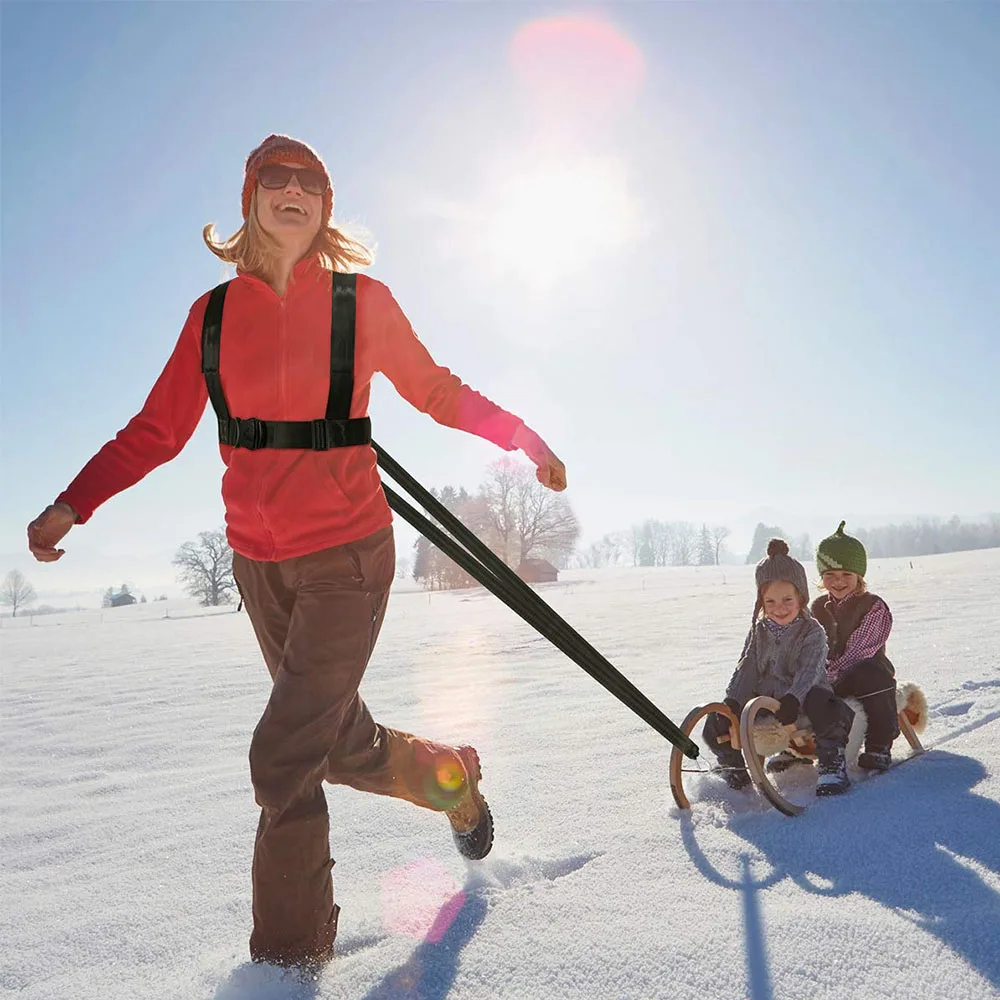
top-left (278, 294), bottom-right (288, 416)
top-left (252, 285), bottom-right (286, 560)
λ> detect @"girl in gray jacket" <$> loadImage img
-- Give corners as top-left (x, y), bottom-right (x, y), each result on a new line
top-left (704, 539), bottom-right (854, 796)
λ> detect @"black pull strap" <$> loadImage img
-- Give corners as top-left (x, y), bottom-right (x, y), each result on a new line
top-left (326, 272), bottom-right (357, 422)
top-left (374, 442), bottom-right (700, 760)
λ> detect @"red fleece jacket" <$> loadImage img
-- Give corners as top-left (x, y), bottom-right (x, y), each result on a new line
top-left (57, 258), bottom-right (523, 561)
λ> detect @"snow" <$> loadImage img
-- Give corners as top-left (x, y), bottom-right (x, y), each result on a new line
top-left (2, 548), bottom-right (998, 1000)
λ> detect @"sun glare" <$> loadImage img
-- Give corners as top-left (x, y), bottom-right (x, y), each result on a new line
top-left (480, 157), bottom-right (639, 287)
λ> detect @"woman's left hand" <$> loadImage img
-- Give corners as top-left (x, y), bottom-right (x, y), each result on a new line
top-left (512, 425), bottom-right (567, 492)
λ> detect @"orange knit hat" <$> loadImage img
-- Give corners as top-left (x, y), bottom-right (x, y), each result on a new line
top-left (242, 134), bottom-right (333, 227)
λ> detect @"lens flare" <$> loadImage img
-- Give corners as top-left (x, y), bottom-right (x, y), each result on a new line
top-left (381, 858), bottom-right (467, 943)
top-left (510, 14), bottom-right (645, 115)
top-left (435, 758), bottom-right (466, 794)
top-left (417, 747), bottom-right (468, 810)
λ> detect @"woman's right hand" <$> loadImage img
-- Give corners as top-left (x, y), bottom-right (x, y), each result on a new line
top-left (27, 503), bottom-right (78, 562)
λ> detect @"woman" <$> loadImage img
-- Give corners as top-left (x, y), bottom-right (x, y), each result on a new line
top-left (27, 134), bottom-right (566, 969)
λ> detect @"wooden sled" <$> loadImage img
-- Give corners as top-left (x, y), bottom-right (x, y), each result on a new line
top-left (670, 687), bottom-right (927, 817)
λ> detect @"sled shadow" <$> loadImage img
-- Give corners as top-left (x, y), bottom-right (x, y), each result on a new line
top-left (360, 889), bottom-right (489, 1000)
top-left (685, 751), bottom-right (1000, 993)
top-left (679, 818), bottom-right (781, 1000)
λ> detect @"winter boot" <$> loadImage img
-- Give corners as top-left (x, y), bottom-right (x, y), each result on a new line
top-left (446, 746), bottom-right (494, 860)
top-left (714, 748), bottom-right (751, 791)
top-left (858, 746), bottom-right (892, 772)
top-left (765, 750), bottom-right (814, 774)
top-left (815, 740), bottom-right (850, 797)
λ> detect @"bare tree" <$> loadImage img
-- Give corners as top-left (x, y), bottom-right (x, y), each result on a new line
top-left (672, 522), bottom-right (696, 566)
top-left (652, 521), bottom-right (675, 567)
top-left (605, 532), bottom-right (627, 567)
top-left (711, 525), bottom-right (731, 565)
top-left (1, 569), bottom-right (36, 618)
top-left (575, 531), bottom-right (627, 569)
top-left (629, 524), bottom-right (645, 567)
top-left (481, 458), bottom-right (580, 569)
top-left (479, 459), bottom-right (521, 566)
top-left (635, 520), bottom-right (674, 567)
top-left (515, 483), bottom-right (579, 568)
top-left (698, 524), bottom-right (715, 566)
top-left (173, 528), bottom-right (236, 606)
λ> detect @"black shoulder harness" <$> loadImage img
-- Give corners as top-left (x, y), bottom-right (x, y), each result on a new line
top-left (200, 272), bottom-right (371, 450)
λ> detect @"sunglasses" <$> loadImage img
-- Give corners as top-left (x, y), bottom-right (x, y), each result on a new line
top-left (257, 163), bottom-right (328, 195)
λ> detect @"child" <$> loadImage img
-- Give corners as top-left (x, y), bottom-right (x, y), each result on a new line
top-left (813, 522), bottom-right (899, 772)
top-left (703, 539), bottom-right (855, 796)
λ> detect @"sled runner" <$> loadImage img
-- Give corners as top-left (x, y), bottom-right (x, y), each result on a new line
top-left (669, 684), bottom-right (928, 816)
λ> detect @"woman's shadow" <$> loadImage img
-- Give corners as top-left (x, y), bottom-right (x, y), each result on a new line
top-left (360, 887), bottom-right (489, 1000)
top-left (213, 882), bottom-right (489, 1000)
top-left (683, 750), bottom-right (1000, 995)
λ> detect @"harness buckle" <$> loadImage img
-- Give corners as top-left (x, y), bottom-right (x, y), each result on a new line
top-left (219, 417), bottom-right (239, 446)
top-left (237, 418), bottom-right (266, 450)
top-left (311, 419), bottom-right (330, 450)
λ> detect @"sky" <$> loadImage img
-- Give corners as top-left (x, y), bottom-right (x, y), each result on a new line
top-left (2, 2), bottom-right (999, 602)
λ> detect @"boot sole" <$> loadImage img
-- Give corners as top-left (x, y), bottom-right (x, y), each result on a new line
top-left (451, 746), bottom-right (494, 861)
top-left (857, 755), bottom-right (892, 773)
top-left (765, 756), bottom-right (814, 774)
top-left (816, 781), bottom-right (850, 796)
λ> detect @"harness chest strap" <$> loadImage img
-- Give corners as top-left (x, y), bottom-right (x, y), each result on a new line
top-left (200, 272), bottom-right (372, 450)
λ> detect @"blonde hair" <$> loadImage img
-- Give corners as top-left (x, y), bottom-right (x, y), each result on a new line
top-left (202, 189), bottom-right (374, 279)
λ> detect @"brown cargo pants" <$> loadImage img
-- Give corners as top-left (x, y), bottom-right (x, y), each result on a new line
top-left (232, 526), bottom-right (471, 967)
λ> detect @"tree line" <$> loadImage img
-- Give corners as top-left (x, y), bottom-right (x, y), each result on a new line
top-left (745, 524), bottom-right (814, 563)
top-left (413, 458), bottom-right (580, 590)
top-left (575, 521), bottom-right (732, 568)
top-left (847, 515), bottom-right (1000, 559)
top-left (0, 528), bottom-right (237, 617)
top-left (6, 510), bottom-right (996, 615)
top-left (745, 515), bottom-right (1000, 563)
top-left (574, 513), bottom-right (1000, 570)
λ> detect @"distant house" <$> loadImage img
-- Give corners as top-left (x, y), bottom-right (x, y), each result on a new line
top-left (109, 591), bottom-right (137, 608)
top-left (517, 558), bottom-right (558, 584)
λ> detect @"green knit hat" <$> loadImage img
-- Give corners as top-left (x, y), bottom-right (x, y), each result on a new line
top-left (816, 521), bottom-right (867, 577)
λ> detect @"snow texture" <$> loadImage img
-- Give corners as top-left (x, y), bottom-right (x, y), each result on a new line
top-left (2, 548), bottom-right (998, 999)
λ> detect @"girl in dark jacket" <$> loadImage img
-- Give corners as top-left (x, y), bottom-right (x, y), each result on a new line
top-left (705, 540), bottom-right (854, 796)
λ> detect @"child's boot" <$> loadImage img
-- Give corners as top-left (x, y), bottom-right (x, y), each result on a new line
top-left (765, 750), bottom-right (813, 774)
top-left (715, 747), bottom-right (751, 791)
top-left (815, 739), bottom-right (850, 796)
top-left (858, 745), bottom-right (892, 772)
